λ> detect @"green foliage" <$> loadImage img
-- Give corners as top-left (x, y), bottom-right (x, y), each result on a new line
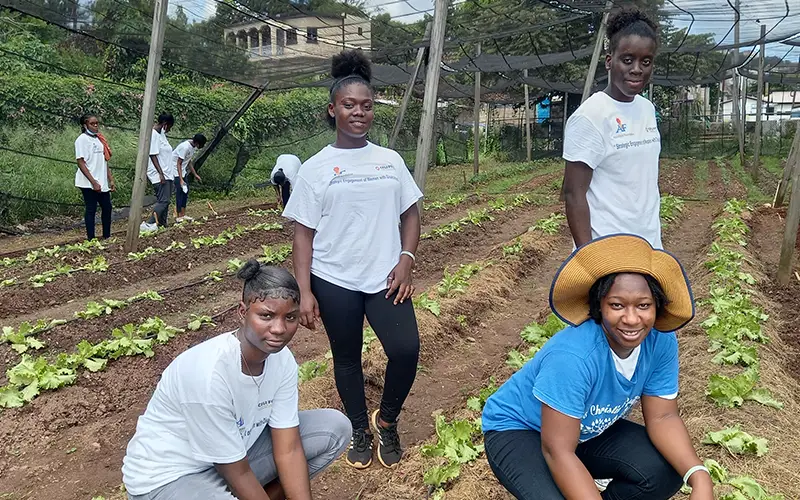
top-left (247, 208), bottom-right (280, 217)
top-left (502, 238), bottom-right (523, 258)
top-left (660, 195), bottom-right (685, 225)
top-left (362, 326), bottom-right (378, 353)
top-left (437, 264), bottom-right (482, 297)
top-left (466, 378), bottom-right (498, 413)
top-left (699, 459), bottom-right (784, 500)
top-left (461, 208), bottom-right (494, 227)
top-left (260, 244), bottom-right (292, 265)
top-left (128, 290), bottom-right (163, 302)
top-left (702, 427), bottom-right (768, 457)
top-left (413, 293), bottom-right (441, 317)
top-left (1, 319), bottom-right (64, 353)
top-left (706, 366), bottom-right (782, 409)
top-left (298, 360), bottom-right (327, 382)
top-left (227, 258), bottom-right (245, 273)
top-left (205, 270), bottom-right (223, 282)
top-left (1, 277), bottom-right (18, 287)
top-left (421, 414), bottom-right (483, 490)
top-left (74, 298), bottom-right (127, 319)
top-left (530, 213), bottom-right (565, 235)
top-left (187, 314), bottom-right (215, 331)
top-left (29, 263), bottom-right (76, 287)
top-left (507, 314), bottom-right (565, 369)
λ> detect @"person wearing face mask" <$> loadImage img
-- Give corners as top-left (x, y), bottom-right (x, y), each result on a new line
top-left (75, 113), bottom-right (115, 241)
top-left (563, 8), bottom-right (663, 249)
top-left (122, 260), bottom-right (351, 500)
top-left (282, 50), bottom-right (423, 471)
top-left (482, 234), bottom-right (713, 500)
top-left (141, 113), bottom-right (176, 232)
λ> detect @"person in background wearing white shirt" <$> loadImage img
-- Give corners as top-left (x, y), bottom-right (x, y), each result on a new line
top-left (122, 260), bottom-right (351, 500)
top-left (140, 113), bottom-right (175, 232)
top-left (562, 8), bottom-right (663, 249)
top-left (75, 113), bottom-right (115, 240)
top-left (282, 50), bottom-right (422, 471)
top-left (270, 154), bottom-right (301, 209)
top-left (173, 133), bottom-right (207, 223)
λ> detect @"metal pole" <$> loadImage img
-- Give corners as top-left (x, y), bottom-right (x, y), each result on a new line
top-left (124, 0), bottom-right (170, 253)
top-left (524, 69), bottom-right (532, 162)
top-left (341, 13), bottom-right (345, 48)
top-left (752, 24), bottom-right (766, 176)
top-left (582, 2), bottom-right (613, 104)
top-left (732, 0), bottom-right (746, 165)
top-left (473, 42), bottom-right (481, 175)
top-left (412, 0), bottom-right (448, 215)
top-left (389, 22), bottom-right (432, 150)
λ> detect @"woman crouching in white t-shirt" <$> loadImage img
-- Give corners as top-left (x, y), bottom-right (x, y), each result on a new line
top-left (563, 7), bottom-right (664, 249)
top-left (282, 50), bottom-right (423, 471)
top-left (122, 260), bottom-right (351, 500)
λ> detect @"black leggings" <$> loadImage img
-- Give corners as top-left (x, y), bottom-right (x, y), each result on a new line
top-left (80, 188), bottom-right (112, 240)
top-left (311, 274), bottom-right (420, 430)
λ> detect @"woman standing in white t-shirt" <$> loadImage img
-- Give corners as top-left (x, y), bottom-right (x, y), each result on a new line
top-left (283, 50), bottom-right (423, 471)
top-left (75, 113), bottom-right (115, 240)
top-left (563, 8), bottom-right (663, 249)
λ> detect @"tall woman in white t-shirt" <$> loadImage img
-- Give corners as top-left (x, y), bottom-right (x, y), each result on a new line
top-left (75, 113), bottom-right (115, 240)
top-left (283, 50), bottom-right (423, 471)
top-left (563, 8), bottom-right (664, 249)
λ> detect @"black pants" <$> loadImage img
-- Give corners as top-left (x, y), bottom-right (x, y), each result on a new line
top-left (147, 180), bottom-right (173, 227)
top-left (311, 274), bottom-right (420, 430)
top-left (80, 188), bottom-right (112, 240)
top-left (484, 420), bottom-right (682, 500)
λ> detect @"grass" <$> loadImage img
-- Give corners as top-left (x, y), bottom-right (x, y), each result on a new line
top-left (729, 156), bottom-right (770, 203)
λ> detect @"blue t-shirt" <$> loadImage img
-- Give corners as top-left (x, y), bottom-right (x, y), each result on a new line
top-left (482, 320), bottom-right (679, 442)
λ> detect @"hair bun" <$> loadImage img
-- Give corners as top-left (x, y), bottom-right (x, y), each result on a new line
top-left (331, 50), bottom-right (372, 83)
top-left (236, 258), bottom-right (262, 281)
top-left (607, 7), bottom-right (657, 40)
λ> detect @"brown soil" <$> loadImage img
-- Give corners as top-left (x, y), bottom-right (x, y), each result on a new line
top-left (659, 158), bottom-right (698, 198)
top-left (722, 160), bottom-right (750, 199)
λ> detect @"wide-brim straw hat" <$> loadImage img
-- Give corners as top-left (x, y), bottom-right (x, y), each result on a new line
top-left (549, 233), bottom-right (695, 332)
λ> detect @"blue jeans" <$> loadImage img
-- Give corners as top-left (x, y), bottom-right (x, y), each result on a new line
top-left (484, 419), bottom-right (682, 500)
top-left (127, 409), bottom-right (351, 500)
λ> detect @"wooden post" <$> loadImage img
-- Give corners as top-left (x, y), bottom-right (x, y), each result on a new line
top-left (412, 0), bottom-right (448, 215)
top-left (774, 122), bottom-right (800, 207)
top-left (524, 68), bottom-right (532, 162)
top-left (732, 0), bottom-right (746, 166)
top-left (192, 83), bottom-right (268, 173)
top-left (473, 42), bottom-right (482, 175)
top-left (777, 155), bottom-right (800, 285)
top-left (752, 24), bottom-right (766, 176)
top-left (389, 22), bottom-right (431, 150)
top-left (124, 0), bottom-right (170, 253)
top-left (582, 2), bottom-right (612, 104)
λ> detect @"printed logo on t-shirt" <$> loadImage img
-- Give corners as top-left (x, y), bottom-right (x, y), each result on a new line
top-left (375, 164), bottom-right (395, 171)
top-left (333, 166), bottom-right (345, 176)
top-left (580, 395), bottom-right (640, 439)
top-left (257, 399), bottom-right (273, 409)
top-left (236, 416), bottom-right (245, 427)
top-left (615, 117), bottom-right (627, 133)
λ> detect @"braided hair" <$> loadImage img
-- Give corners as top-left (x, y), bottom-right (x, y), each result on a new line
top-left (607, 7), bottom-right (659, 53)
top-left (237, 259), bottom-right (300, 305)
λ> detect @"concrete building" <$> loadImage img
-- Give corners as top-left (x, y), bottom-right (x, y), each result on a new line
top-left (223, 13), bottom-right (371, 61)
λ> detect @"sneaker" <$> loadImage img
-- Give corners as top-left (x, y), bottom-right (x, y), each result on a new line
top-left (182, 215), bottom-right (194, 222)
top-left (175, 216), bottom-right (185, 224)
top-left (371, 409), bottom-right (403, 468)
top-left (345, 428), bottom-right (373, 469)
top-left (139, 222), bottom-right (158, 233)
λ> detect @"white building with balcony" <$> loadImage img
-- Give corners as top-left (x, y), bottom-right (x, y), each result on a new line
top-left (223, 12), bottom-right (371, 60)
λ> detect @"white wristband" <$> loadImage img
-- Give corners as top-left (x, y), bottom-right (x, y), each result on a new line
top-left (683, 465), bottom-right (709, 487)
top-left (400, 250), bottom-right (416, 263)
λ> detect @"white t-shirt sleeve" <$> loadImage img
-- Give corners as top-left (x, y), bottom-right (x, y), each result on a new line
top-left (282, 173), bottom-right (322, 229)
top-left (268, 356), bottom-right (300, 429)
top-left (149, 130), bottom-right (160, 156)
top-left (75, 136), bottom-right (89, 160)
top-left (179, 374), bottom-right (247, 464)
top-left (395, 154), bottom-right (424, 212)
top-left (563, 114), bottom-right (606, 170)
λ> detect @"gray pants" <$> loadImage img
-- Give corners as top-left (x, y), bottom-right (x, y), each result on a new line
top-left (128, 409), bottom-right (351, 500)
top-left (147, 180), bottom-right (173, 227)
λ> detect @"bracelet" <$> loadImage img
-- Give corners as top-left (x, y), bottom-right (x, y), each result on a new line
top-left (400, 250), bottom-right (416, 263)
top-left (683, 465), bottom-right (709, 487)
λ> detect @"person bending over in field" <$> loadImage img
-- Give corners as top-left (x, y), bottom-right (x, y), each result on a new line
top-left (140, 113), bottom-right (175, 232)
top-left (282, 50), bottom-right (423, 470)
top-left (482, 234), bottom-right (714, 500)
top-left (122, 260), bottom-right (351, 500)
top-left (563, 8), bottom-right (663, 249)
top-left (75, 113), bottom-right (115, 241)
top-left (173, 133), bottom-right (207, 223)
top-left (270, 154), bottom-right (301, 209)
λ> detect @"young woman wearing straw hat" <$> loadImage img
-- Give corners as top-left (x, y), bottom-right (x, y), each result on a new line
top-left (482, 234), bottom-right (713, 500)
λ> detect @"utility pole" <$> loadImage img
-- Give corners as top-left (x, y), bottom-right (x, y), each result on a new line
top-left (752, 24), bottom-right (766, 177)
top-left (389, 22), bottom-right (432, 149)
top-left (732, 0), bottom-right (746, 166)
top-left (473, 42), bottom-right (481, 175)
top-left (341, 13), bottom-right (346, 49)
top-left (582, 1), bottom-right (613, 104)
top-left (124, 0), bottom-right (170, 253)
top-left (524, 68), bottom-right (532, 162)
top-left (412, 0), bottom-right (448, 215)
